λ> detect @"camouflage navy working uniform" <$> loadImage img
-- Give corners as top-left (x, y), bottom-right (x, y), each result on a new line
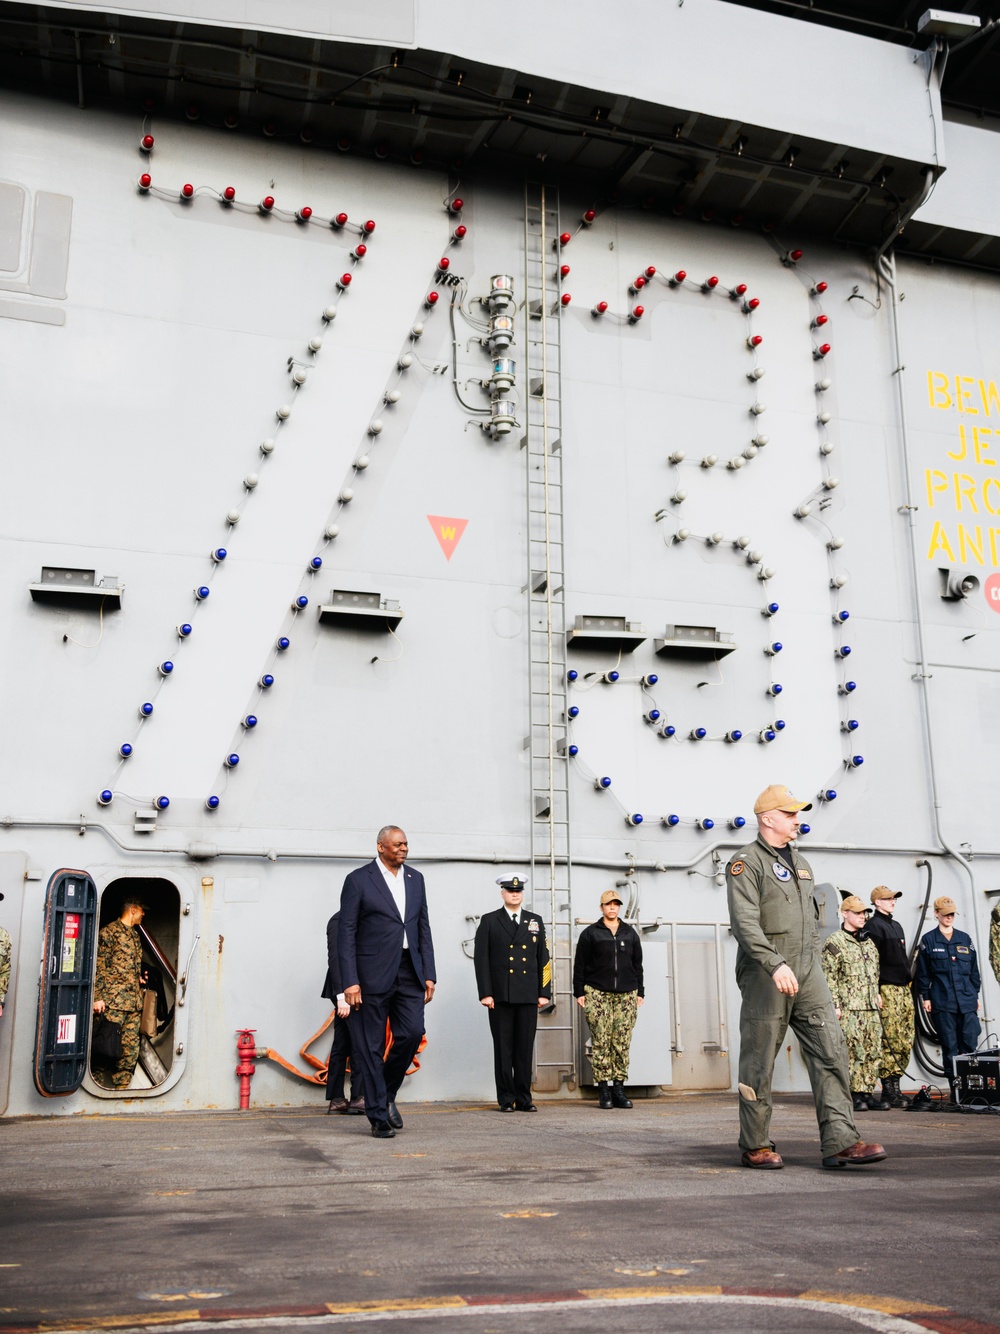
top-left (0, 925), bottom-right (10, 1012)
top-left (991, 904), bottom-right (1000, 987)
top-left (727, 836), bottom-right (859, 1157)
top-left (822, 926), bottom-right (882, 1093)
top-left (94, 918), bottom-right (145, 1089)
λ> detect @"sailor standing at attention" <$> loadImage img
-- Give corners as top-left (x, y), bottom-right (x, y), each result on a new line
top-left (726, 785), bottom-right (887, 1171)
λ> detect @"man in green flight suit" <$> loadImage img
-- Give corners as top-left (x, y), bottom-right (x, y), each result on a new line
top-left (726, 785), bottom-right (888, 1171)
top-left (92, 897), bottom-right (148, 1090)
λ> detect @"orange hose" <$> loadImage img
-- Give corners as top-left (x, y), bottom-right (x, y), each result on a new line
top-left (261, 1012), bottom-right (427, 1084)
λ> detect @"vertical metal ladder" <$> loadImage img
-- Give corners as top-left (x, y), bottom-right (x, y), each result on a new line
top-left (523, 182), bottom-right (575, 1091)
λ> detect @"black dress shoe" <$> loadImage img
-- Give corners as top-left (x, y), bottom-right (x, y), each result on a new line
top-left (499, 1104), bottom-right (515, 1113)
top-left (386, 1100), bottom-right (404, 1129)
top-left (345, 1095), bottom-right (366, 1115)
top-left (514, 1101), bottom-right (537, 1112)
top-left (327, 1097), bottom-right (347, 1115)
top-left (370, 1120), bottom-right (395, 1139)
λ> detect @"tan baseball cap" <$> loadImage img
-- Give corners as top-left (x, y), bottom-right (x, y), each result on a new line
top-left (600, 889), bottom-right (623, 906)
top-left (871, 886), bottom-right (902, 904)
top-left (934, 896), bottom-right (958, 915)
top-left (840, 895), bottom-right (868, 914)
top-left (753, 784), bottom-right (812, 815)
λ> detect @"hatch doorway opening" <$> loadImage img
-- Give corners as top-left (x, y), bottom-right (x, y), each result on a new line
top-left (91, 878), bottom-right (179, 1094)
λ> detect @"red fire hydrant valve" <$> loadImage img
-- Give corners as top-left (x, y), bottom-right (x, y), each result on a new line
top-left (236, 1028), bottom-right (258, 1109)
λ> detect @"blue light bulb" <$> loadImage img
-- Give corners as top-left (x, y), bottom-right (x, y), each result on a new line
top-left (244, 714), bottom-right (258, 728)
top-left (627, 813), bottom-right (643, 825)
top-left (767, 642), bottom-right (782, 654)
top-left (843, 718), bottom-right (859, 732)
top-left (662, 724), bottom-right (676, 738)
top-left (730, 816), bottom-right (746, 829)
top-left (155, 795), bottom-right (170, 810)
top-left (774, 719), bottom-right (786, 730)
top-left (310, 556), bottom-right (323, 570)
top-left (567, 670), bottom-right (579, 681)
top-left (212, 547), bottom-right (227, 562)
top-left (840, 680), bottom-right (857, 694)
top-left (567, 705), bottom-right (580, 718)
top-left (276, 637), bottom-right (290, 650)
top-left (294, 595), bottom-right (309, 609)
top-left (606, 670), bottom-right (620, 682)
top-left (837, 645), bottom-right (852, 658)
top-left (761, 729), bottom-right (776, 743)
top-left (799, 823), bottom-right (811, 834)
top-left (849, 754), bottom-right (864, 767)
top-left (692, 727), bottom-right (707, 740)
top-left (195, 586), bottom-right (211, 600)
top-left (568, 744), bottom-right (579, 756)
top-left (177, 623), bottom-right (193, 637)
top-left (699, 817), bottom-right (715, 830)
top-left (118, 743), bottom-right (133, 758)
top-left (822, 789), bottom-right (837, 801)
top-left (765, 602), bottom-right (779, 616)
top-left (159, 660), bottom-right (174, 676)
top-left (727, 729), bottom-right (742, 743)
top-left (837, 610), bottom-right (850, 621)
top-left (139, 702), bottom-right (154, 717)
top-left (260, 674), bottom-right (275, 688)
top-left (225, 753), bottom-right (240, 768)
top-left (596, 776), bottom-right (612, 789)
top-left (664, 814), bottom-right (680, 827)
top-left (646, 709), bottom-right (661, 722)
top-left (644, 673), bottom-right (658, 685)
top-left (769, 683), bottom-right (783, 696)
top-left (98, 790), bottom-right (113, 806)
top-left (206, 795), bottom-right (221, 810)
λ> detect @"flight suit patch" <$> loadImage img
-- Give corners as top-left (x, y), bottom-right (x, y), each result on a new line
top-left (772, 863), bottom-right (791, 882)
top-left (730, 861), bottom-right (745, 876)
top-left (956, 945), bottom-right (970, 954)
top-left (797, 868), bottom-right (812, 880)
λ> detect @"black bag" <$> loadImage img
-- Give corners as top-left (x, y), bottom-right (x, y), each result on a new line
top-left (91, 1014), bottom-right (122, 1066)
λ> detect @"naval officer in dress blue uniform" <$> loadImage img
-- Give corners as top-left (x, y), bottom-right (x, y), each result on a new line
top-left (474, 876), bottom-right (551, 1112)
top-left (915, 895), bottom-right (982, 1087)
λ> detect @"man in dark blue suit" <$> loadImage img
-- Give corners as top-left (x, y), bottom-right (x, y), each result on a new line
top-left (339, 826), bottom-right (436, 1139)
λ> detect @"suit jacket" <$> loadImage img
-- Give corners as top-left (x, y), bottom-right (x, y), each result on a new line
top-left (321, 912), bottom-right (343, 1001)
top-left (474, 907), bottom-right (551, 1006)
top-left (338, 859), bottom-right (436, 994)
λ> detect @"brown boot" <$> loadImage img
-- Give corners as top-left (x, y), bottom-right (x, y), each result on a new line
top-left (741, 1147), bottom-right (783, 1169)
top-left (822, 1141), bottom-right (887, 1169)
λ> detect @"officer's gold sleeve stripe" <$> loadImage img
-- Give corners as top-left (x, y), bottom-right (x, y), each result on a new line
top-left (542, 962), bottom-right (552, 986)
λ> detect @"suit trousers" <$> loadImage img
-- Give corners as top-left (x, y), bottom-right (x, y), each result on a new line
top-left (347, 951), bottom-right (425, 1124)
top-left (325, 1018), bottom-right (353, 1102)
top-left (488, 1002), bottom-right (538, 1107)
top-left (736, 960), bottom-right (858, 1157)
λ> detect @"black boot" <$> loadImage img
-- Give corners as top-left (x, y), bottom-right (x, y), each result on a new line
top-left (866, 1088), bottom-right (892, 1111)
top-left (610, 1080), bottom-right (633, 1109)
top-left (851, 1092), bottom-right (870, 1111)
top-left (882, 1076), bottom-right (907, 1109)
top-left (597, 1082), bottom-right (613, 1109)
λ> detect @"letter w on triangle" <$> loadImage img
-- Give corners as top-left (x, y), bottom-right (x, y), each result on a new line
top-left (427, 515), bottom-right (468, 561)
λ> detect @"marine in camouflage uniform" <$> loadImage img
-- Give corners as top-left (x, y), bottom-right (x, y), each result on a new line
top-left (822, 896), bottom-right (887, 1111)
top-left (0, 923), bottom-right (11, 1017)
top-left (990, 904), bottom-right (1000, 987)
top-left (93, 900), bottom-right (147, 1090)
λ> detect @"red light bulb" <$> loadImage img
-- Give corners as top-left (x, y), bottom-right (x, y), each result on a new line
top-left (632, 276), bottom-right (646, 291)
top-left (223, 186), bottom-right (236, 202)
top-left (224, 114), bottom-right (239, 130)
top-left (138, 173), bottom-right (152, 192)
top-left (181, 183), bottom-right (194, 200)
top-left (262, 122), bottom-right (277, 138)
top-left (363, 219), bottom-right (376, 233)
top-left (140, 134), bottom-right (154, 152)
top-left (645, 266), bottom-right (657, 278)
top-left (425, 291), bottom-right (439, 306)
top-left (185, 104), bottom-right (200, 121)
top-left (259, 195), bottom-right (275, 212)
top-left (814, 313), bottom-right (828, 328)
top-left (593, 301), bottom-right (608, 315)
top-left (813, 281), bottom-right (828, 295)
top-left (560, 264), bottom-right (571, 278)
top-left (339, 272), bottom-right (353, 287)
top-left (748, 334), bottom-right (763, 348)
top-left (354, 244), bottom-right (367, 259)
top-left (673, 269), bottom-right (687, 283)
top-left (449, 197), bottom-right (464, 212)
top-left (816, 342), bottom-right (831, 358)
top-left (705, 275), bottom-right (719, 288)
top-left (337, 137), bottom-right (351, 152)
top-left (453, 225), bottom-right (467, 240)
top-left (437, 257), bottom-right (450, 271)
top-left (734, 283), bottom-right (747, 296)
top-left (560, 293), bottom-right (572, 306)
top-left (630, 305), bottom-right (645, 321)
top-left (747, 297), bottom-right (760, 311)
top-left (334, 212), bottom-right (348, 227)
top-left (559, 232), bottom-right (571, 246)
top-left (374, 143), bottom-right (390, 160)
top-left (789, 249), bottom-right (803, 262)
top-left (297, 206), bottom-right (313, 222)
top-left (300, 127), bottom-right (314, 145)
top-left (583, 208), bottom-right (596, 224)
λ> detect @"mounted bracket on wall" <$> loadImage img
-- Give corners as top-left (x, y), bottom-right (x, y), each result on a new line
top-left (318, 589), bottom-right (404, 630)
top-left (29, 567), bottom-right (123, 611)
top-left (653, 625), bottom-right (736, 658)
top-left (566, 615), bottom-right (646, 652)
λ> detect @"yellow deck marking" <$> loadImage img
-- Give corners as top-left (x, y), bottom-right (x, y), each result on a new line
top-left (324, 1296), bottom-right (467, 1315)
top-left (798, 1290), bottom-right (948, 1315)
top-left (582, 1286), bottom-right (723, 1299)
top-left (39, 1313), bottom-right (200, 1331)
top-left (500, 1210), bottom-right (557, 1218)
